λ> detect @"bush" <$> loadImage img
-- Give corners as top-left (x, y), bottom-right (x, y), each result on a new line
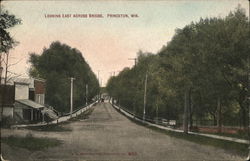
top-left (237, 129), bottom-right (249, 139)
top-left (1, 116), bottom-right (15, 128)
top-left (190, 126), bottom-right (199, 132)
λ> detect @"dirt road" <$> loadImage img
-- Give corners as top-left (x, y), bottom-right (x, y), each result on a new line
top-left (1, 102), bottom-right (244, 161)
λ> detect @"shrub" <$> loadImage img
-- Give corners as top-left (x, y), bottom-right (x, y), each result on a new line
top-left (1, 116), bottom-right (15, 128)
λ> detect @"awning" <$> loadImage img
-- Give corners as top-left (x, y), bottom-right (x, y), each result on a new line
top-left (16, 99), bottom-right (44, 109)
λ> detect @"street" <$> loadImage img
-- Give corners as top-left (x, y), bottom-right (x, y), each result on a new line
top-left (1, 102), bottom-right (244, 161)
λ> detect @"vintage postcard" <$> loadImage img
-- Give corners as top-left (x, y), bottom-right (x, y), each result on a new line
top-left (0, 0), bottom-right (249, 160)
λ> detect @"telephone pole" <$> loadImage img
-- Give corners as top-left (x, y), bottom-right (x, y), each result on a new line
top-left (247, 0), bottom-right (250, 160)
top-left (109, 72), bottom-right (114, 77)
top-left (129, 58), bottom-right (138, 117)
top-left (143, 73), bottom-right (148, 122)
top-left (97, 70), bottom-right (101, 102)
top-left (128, 58), bottom-right (137, 67)
top-left (70, 77), bottom-right (75, 118)
top-left (86, 84), bottom-right (88, 106)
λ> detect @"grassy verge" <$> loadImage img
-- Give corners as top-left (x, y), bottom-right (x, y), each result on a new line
top-left (2, 134), bottom-right (62, 151)
top-left (26, 123), bottom-right (72, 132)
top-left (193, 130), bottom-right (249, 140)
top-left (69, 107), bottom-right (94, 121)
top-left (150, 126), bottom-right (248, 157)
top-left (114, 105), bottom-right (248, 157)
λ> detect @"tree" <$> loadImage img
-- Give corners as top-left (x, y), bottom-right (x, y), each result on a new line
top-left (0, 8), bottom-right (21, 117)
top-left (107, 6), bottom-right (249, 132)
top-left (0, 8), bottom-right (21, 158)
top-left (0, 8), bottom-right (21, 81)
top-left (159, 6), bottom-right (249, 130)
top-left (29, 41), bottom-right (100, 113)
top-left (0, 8), bottom-right (21, 53)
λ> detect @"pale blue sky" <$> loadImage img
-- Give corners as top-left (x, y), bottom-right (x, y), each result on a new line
top-left (2, 0), bottom-right (249, 86)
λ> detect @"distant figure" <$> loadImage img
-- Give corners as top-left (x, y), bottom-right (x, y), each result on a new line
top-left (101, 98), bottom-right (104, 102)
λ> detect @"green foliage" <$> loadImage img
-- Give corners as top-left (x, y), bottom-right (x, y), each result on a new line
top-left (106, 6), bottom-right (250, 128)
top-left (2, 134), bottom-right (62, 151)
top-left (0, 8), bottom-right (22, 53)
top-left (29, 41), bottom-right (99, 113)
top-left (26, 123), bottom-right (72, 132)
top-left (1, 116), bottom-right (16, 128)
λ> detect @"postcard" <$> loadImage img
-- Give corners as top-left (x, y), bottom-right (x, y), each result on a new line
top-left (0, 0), bottom-right (249, 161)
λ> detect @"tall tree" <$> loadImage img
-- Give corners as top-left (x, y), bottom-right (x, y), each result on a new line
top-left (0, 8), bottom-right (21, 158)
top-left (0, 8), bottom-right (21, 80)
top-left (29, 41), bottom-right (100, 113)
top-left (107, 6), bottom-right (249, 131)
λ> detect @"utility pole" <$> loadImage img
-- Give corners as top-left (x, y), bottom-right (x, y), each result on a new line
top-left (247, 1), bottom-right (250, 160)
top-left (109, 72), bottom-right (114, 77)
top-left (129, 58), bottom-right (138, 117)
top-left (86, 84), bottom-right (88, 106)
top-left (110, 71), bottom-right (120, 77)
top-left (143, 73), bottom-right (148, 122)
top-left (97, 70), bottom-right (101, 102)
top-left (128, 58), bottom-right (137, 67)
top-left (70, 77), bottom-right (75, 118)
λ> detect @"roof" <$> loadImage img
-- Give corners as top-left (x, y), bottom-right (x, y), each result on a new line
top-left (16, 99), bottom-right (44, 109)
top-left (1, 77), bottom-right (45, 88)
top-left (1, 77), bottom-right (34, 88)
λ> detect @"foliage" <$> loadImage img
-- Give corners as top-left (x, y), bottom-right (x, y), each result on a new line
top-left (1, 116), bottom-right (16, 128)
top-left (29, 41), bottom-right (99, 112)
top-left (2, 134), bottom-right (62, 151)
top-left (26, 123), bottom-right (72, 132)
top-left (106, 6), bottom-right (250, 128)
top-left (0, 8), bottom-right (21, 53)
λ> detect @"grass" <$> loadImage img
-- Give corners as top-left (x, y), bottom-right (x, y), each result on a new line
top-left (150, 126), bottom-right (248, 157)
top-left (2, 133), bottom-right (62, 151)
top-left (26, 123), bottom-right (72, 132)
top-left (69, 107), bottom-right (94, 121)
top-left (195, 130), bottom-right (249, 140)
top-left (114, 106), bottom-right (249, 157)
top-left (3, 108), bottom-right (95, 151)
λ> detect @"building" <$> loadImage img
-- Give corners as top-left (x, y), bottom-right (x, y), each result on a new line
top-left (0, 85), bottom-right (15, 118)
top-left (0, 77), bottom-right (58, 123)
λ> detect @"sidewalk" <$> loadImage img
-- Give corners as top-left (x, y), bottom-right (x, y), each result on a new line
top-left (112, 103), bottom-right (249, 145)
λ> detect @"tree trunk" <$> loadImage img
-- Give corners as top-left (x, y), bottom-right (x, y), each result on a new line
top-left (237, 88), bottom-right (248, 130)
top-left (189, 89), bottom-right (193, 129)
top-left (183, 90), bottom-right (189, 134)
top-left (1, 52), bottom-right (9, 121)
top-left (213, 114), bottom-right (217, 126)
top-left (0, 53), bottom-right (2, 85)
top-left (241, 107), bottom-right (247, 130)
top-left (0, 52), bottom-right (9, 158)
top-left (217, 96), bottom-right (222, 133)
top-left (237, 98), bottom-right (247, 130)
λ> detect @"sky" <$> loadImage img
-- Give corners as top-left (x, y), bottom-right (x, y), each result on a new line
top-left (1, 0), bottom-right (249, 87)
